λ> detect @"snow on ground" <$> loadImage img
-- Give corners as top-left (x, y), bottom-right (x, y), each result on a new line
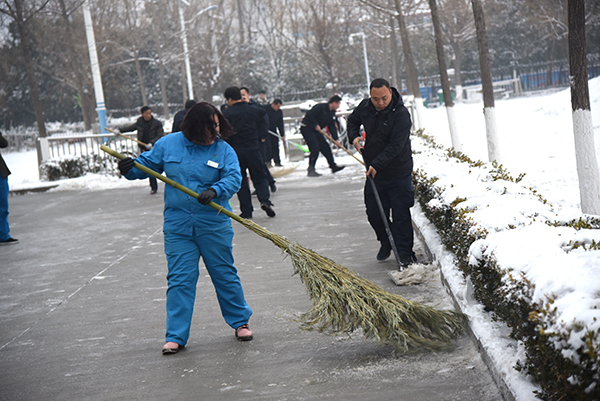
top-left (2, 78), bottom-right (599, 400)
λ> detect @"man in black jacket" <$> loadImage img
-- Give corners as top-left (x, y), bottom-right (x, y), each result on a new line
top-left (223, 86), bottom-right (275, 218)
top-left (241, 87), bottom-right (276, 192)
top-left (172, 99), bottom-right (196, 133)
top-left (347, 78), bottom-right (417, 267)
top-left (300, 95), bottom-right (345, 177)
top-left (264, 99), bottom-right (285, 167)
top-left (118, 106), bottom-right (164, 194)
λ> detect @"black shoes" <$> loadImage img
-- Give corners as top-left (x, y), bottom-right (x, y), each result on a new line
top-left (0, 237), bottom-right (19, 246)
top-left (239, 213), bottom-right (252, 219)
top-left (307, 170), bottom-right (322, 177)
top-left (150, 189), bottom-right (158, 195)
top-left (331, 165), bottom-right (345, 173)
top-left (399, 254), bottom-right (418, 267)
top-left (261, 203), bottom-right (276, 217)
top-left (376, 245), bottom-right (417, 267)
top-left (376, 244), bottom-right (392, 261)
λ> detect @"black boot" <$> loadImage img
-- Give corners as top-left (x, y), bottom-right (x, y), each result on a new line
top-left (376, 244), bottom-right (392, 261)
top-left (307, 167), bottom-right (321, 177)
top-left (331, 165), bottom-right (345, 173)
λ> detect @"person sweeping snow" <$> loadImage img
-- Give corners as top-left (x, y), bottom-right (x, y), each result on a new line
top-left (117, 102), bottom-right (254, 355)
top-left (347, 78), bottom-right (418, 267)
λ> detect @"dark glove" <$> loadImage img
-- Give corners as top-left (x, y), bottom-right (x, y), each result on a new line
top-left (197, 188), bottom-right (217, 205)
top-left (118, 157), bottom-right (135, 175)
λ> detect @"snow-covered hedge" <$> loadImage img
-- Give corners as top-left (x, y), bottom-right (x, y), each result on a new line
top-left (40, 154), bottom-right (115, 181)
top-left (412, 130), bottom-right (600, 400)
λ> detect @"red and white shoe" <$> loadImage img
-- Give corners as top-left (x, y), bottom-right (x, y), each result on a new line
top-left (235, 324), bottom-right (253, 341)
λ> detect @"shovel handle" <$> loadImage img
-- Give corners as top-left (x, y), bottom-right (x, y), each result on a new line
top-left (318, 129), bottom-right (364, 166)
top-left (105, 127), bottom-right (148, 147)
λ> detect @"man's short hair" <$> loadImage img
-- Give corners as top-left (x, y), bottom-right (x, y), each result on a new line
top-left (185, 99), bottom-right (197, 109)
top-left (272, 99), bottom-right (282, 105)
top-left (328, 95), bottom-right (342, 104)
top-left (224, 87), bottom-right (242, 101)
top-left (259, 90), bottom-right (266, 95)
top-left (370, 78), bottom-right (390, 90)
top-left (240, 86), bottom-right (250, 94)
top-left (140, 106), bottom-right (151, 114)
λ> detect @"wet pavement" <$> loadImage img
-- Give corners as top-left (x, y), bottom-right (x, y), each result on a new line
top-left (0, 155), bottom-right (503, 400)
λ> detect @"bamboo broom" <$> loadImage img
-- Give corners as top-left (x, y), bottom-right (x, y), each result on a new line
top-left (101, 145), bottom-right (467, 351)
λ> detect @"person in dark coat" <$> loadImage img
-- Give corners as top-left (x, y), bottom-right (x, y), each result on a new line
top-left (222, 86), bottom-right (275, 218)
top-left (346, 78), bottom-right (417, 267)
top-left (300, 95), bottom-right (345, 177)
top-left (118, 106), bottom-right (164, 194)
top-left (264, 99), bottom-right (285, 167)
top-left (0, 131), bottom-right (18, 245)
top-left (240, 87), bottom-right (276, 192)
top-left (172, 99), bottom-right (197, 133)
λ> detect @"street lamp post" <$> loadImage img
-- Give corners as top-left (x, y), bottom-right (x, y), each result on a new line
top-left (178, 3), bottom-right (218, 101)
top-left (82, 0), bottom-right (107, 137)
top-left (349, 32), bottom-right (370, 94)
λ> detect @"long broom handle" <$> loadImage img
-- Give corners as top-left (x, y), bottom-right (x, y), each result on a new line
top-left (317, 129), bottom-right (365, 166)
top-left (100, 145), bottom-right (245, 225)
top-left (269, 130), bottom-right (309, 153)
top-left (318, 129), bottom-right (404, 271)
top-left (105, 127), bottom-right (149, 147)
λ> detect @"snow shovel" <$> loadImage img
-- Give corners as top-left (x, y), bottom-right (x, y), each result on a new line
top-left (318, 129), bottom-right (404, 271)
top-left (269, 130), bottom-right (309, 153)
top-left (100, 144), bottom-right (466, 351)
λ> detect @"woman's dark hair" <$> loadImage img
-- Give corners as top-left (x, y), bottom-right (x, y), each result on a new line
top-left (181, 102), bottom-right (234, 144)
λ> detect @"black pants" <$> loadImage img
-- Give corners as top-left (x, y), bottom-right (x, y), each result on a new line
top-left (260, 141), bottom-right (276, 186)
top-left (266, 134), bottom-right (281, 165)
top-left (235, 147), bottom-right (272, 216)
top-left (364, 172), bottom-right (415, 257)
top-left (140, 147), bottom-right (158, 191)
top-left (149, 177), bottom-right (158, 191)
top-left (300, 127), bottom-right (335, 170)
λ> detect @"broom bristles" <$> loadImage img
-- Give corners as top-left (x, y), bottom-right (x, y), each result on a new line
top-left (237, 218), bottom-right (467, 351)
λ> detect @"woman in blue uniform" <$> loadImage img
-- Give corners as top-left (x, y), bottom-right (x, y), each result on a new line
top-left (118, 102), bottom-right (253, 355)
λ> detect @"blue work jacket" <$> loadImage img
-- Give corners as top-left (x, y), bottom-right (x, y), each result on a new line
top-left (124, 132), bottom-right (242, 235)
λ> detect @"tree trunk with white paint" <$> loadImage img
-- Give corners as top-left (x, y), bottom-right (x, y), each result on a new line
top-left (568, 0), bottom-right (600, 215)
top-left (471, 0), bottom-right (500, 162)
top-left (428, 0), bottom-right (460, 150)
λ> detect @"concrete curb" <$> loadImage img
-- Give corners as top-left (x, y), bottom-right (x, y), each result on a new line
top-left (411, 202), bottom-right (539, 401)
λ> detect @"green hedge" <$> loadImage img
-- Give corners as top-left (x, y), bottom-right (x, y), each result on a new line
top-left (413, 130), bottom-right (600, 400)
top-left (40, 154), bottom-right (115, 181)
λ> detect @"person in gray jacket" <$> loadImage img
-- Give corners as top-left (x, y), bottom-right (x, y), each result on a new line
top-left (0, 132), bottom-right (18, 245)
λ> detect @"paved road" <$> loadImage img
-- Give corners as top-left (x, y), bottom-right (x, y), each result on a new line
top-left (0, 157), bottom-right (503, 400)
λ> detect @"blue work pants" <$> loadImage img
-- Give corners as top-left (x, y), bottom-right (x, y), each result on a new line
top-left (0, 177), bottom-right (9, 240)
top-left (163, 226), bottom-right (252, 346)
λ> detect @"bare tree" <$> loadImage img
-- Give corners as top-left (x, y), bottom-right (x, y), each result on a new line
top-left (392, 0), bottom-right (424, 129)
top-left (428, 0), bottom-right (460, 150)
top-left (471, 0), bottom-right (500, 162)
top-left (568, 0), bottom-right (600, 214)
top-left (0, 0), bottom-right (50, 137)
top-left (438, 0), bottom-right (475, 102)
